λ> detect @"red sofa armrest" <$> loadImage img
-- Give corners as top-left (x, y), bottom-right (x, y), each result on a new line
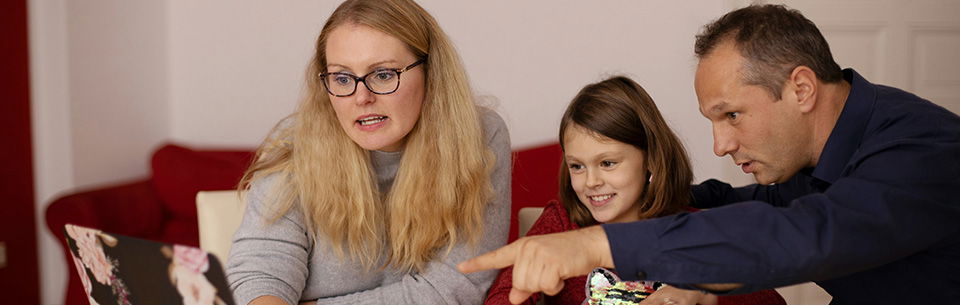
top-left (45, 179), bottom-right (166, 305)
top-left (45, 179), bottom-right (165, 240)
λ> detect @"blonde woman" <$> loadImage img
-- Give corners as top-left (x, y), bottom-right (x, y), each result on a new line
top-left (226, 0), bottom-right (511, 304)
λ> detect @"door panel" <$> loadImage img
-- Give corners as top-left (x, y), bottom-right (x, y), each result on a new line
top-left (780, 0), bottom-right (960, 115)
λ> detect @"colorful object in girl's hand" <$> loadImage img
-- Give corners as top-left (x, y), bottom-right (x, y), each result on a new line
top-left (584, 267), bottom-right (663, 305)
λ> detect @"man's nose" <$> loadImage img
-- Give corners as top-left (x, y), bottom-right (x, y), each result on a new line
top-left (713, 126), bottom-right (738, 157)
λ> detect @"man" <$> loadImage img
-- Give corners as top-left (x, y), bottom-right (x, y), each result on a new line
top-left (460, 4), bottom-right (960, 304)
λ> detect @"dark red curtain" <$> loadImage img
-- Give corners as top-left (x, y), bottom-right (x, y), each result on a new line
top-left (0, 0), bottom-right (41, 304)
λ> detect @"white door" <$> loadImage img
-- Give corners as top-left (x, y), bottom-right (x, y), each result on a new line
top-left (777, 0), bottom-right (960, 116)
top-left (733, 0), bottom-right (960, 114)
top-left (722, 1), bottom-right (960, 304)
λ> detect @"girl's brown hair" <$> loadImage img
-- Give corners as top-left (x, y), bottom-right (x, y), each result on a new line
top-left (558, 76), bottom-right (693, 227)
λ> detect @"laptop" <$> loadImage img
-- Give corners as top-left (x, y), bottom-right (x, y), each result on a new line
top-left (63, 224), bottom-right (236, 305)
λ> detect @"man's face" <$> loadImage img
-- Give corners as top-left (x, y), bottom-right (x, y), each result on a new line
top-left (694, 41), bottom-right (812, 184)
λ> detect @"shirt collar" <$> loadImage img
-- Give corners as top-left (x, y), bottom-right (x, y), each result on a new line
top-left (811, 69), bottom-right (877, 184)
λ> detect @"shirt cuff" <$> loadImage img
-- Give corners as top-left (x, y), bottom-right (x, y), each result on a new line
top-left (602, 221), bottom-right (661, 282)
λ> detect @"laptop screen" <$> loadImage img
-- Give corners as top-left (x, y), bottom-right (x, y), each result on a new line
top-left (64, 224), bottom-right (236, 305)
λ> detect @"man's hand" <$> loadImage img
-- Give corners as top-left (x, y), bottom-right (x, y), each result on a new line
top-left (458, 226), bottom-right (614, 304)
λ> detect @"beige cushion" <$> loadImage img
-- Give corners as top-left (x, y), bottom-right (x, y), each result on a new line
top-left (196, 190), bottom-right (247, 263)
top-left (518, 207), bottom-right (544, 237)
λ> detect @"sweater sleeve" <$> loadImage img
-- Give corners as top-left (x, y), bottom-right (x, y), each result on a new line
top-left (484, 201), bottom-right (578, 305)
top-left (227, 175), bottom-right (311, 305)
top-left (311, 109), bottom-right (512, 305)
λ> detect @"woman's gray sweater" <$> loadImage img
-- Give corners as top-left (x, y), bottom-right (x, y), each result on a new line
top-left (227, 110), bottom-right (512, 305)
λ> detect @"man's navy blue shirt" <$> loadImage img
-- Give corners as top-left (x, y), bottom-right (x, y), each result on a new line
top-left (603, 69), bottom-right (960, 304)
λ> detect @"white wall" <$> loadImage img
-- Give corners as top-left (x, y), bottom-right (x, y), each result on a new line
top-left (29, 0), bottom-right (72, 303)
top-left (31, 1), bottom-right (748, 304)
top-left (167, 1), bottom-right (340, 148)
top-left (66, 0), bottom-right (170, 188)
top-left (448, 1), bottom-right (755, 186)
top-left (165, 0), bottom-right (740, 179)
top-left (31, 1), bottom-right (170, 304)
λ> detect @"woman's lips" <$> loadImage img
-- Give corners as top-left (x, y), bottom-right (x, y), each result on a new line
top-left (356, 115), bottom-right (389, 131)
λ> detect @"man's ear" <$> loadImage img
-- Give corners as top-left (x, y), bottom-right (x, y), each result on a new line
top-left (788, 66), bottom-right (818, 113)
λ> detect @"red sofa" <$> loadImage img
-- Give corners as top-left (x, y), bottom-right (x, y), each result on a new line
top-left (508, 142), bottom-right (562, 240)
top-left (45, 144), bottom-right (255, 305)
top-left (46, 142), bottom-right (562, 305)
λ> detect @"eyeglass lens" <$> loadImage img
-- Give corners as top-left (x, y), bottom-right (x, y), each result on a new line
top-left (326, 70), bottom-right (400, 96)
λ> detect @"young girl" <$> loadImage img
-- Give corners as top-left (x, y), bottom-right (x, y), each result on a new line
top-left (484, 76), bottom-right (785, 305)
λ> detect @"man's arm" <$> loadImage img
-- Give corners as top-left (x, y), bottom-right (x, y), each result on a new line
top-left (458, 226), bottom-right (742, 304)
top-left (609, 138), bottom-right (960, 293)
top-left (691, 178), bottom-right (811, 209)
top-left (690, 179), bottom-right (746, 209)
top-left (458, 226), bottom-right (612, 304)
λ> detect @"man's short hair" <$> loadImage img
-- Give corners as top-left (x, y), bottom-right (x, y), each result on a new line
top-left (695, 4), bottom-right (844, 99)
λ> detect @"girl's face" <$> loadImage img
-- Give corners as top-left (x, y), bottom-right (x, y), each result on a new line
top-left (324, 23), bottom-right (426, 152)
top-left (564, 124), bottom-right (648, 224)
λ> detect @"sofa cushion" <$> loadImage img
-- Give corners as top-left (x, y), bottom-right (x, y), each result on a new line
top-left (161, 217), bottom-right (201, 246)
top-left (151, 144), bottom-right (254, 222)
top-left (509, 142), bottom-right (562, 241)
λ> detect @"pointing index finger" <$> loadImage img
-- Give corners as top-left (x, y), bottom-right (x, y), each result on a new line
top-left (457, 241), bottom-right (519, 274)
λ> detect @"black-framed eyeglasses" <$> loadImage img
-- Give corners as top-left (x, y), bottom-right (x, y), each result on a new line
top-left (319, 59), bottom-right (424, 97)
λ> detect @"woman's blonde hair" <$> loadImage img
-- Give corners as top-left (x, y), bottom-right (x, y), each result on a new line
top-left (239, 0), bottom-right (493, 273)
top-left (558, 76), bottom-right (693, 227)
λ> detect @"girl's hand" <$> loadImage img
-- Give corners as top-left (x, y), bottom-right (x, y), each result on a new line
top-left (639, 285), bottom-right (717, 305)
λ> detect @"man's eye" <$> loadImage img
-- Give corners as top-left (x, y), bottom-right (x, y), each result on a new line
top-left (726, 112), bottom-right (740, 120)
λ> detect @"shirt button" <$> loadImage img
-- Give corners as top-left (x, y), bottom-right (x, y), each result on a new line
top-left (636, 271), bottom-right (647, 280)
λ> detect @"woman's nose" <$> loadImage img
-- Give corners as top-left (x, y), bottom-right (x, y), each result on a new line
top-left (352, 81), bottom-right (375, 105)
